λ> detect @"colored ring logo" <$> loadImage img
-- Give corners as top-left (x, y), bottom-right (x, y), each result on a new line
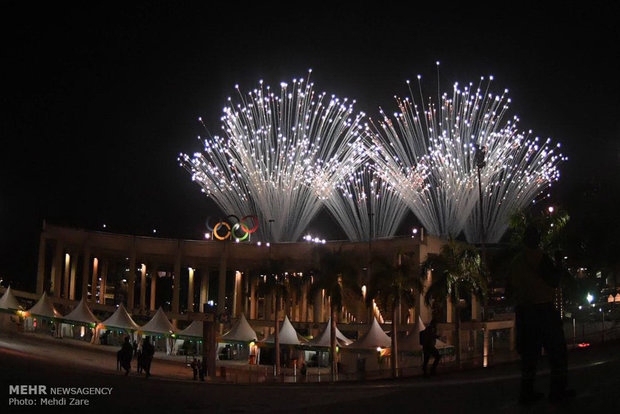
top-left (207, 215), bottom-right (259, 241)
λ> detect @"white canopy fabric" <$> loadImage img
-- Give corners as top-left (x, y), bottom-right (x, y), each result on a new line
top-left (179, 320), bottom-right (203, 338)
top-left (139, 307), bottom-right (176, 335)
top-left (0, 286), bottom-right (21, 310)
top-left (61, 298), bottom-right (99, 325)
top-left (263, 316), bottom-right (307, 345)
top-left (222, 313), bottom-right (257, 342)
top-left (347, 317), bottom-right (391, 349)
top-left (100, 304), bottom-right (139, 331)
top-left (308, 318), bottom-right (352, 347)
top-left (400, 316), bottom-right (451, 351)
top-left (27, 292), bottom-right (61, 319)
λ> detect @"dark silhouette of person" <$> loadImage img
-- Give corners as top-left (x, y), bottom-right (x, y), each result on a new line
top-left (141, 337), bottom-right (155, 378)
top-left (132, 340), bottom-right (138, 357)
top-left (420, 319), bottom-right (441, 376)
top-left (199, 359), bottom-right (206, 381)
top-left (508, 224), bottom-right (574, 404)
top-left (119, 336), bottom-right (133, 376)
top-left (191, 357), bottom-right (199, 380)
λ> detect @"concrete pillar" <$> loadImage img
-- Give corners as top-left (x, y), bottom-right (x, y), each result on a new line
top-left (91, 257), bottom-right (99, 302)
top-left (471, 294), bottom-right (480, 321)
top-left (217, 244), bottom-right (229, 315)
top-left (446, 297), bottom-right (454, 323)
top-left (232, 271), bottom-right (242, 317)
top-left (150, 264), bottom-right (158, 311)
top-left (199, 269), bottom-right (209, 313)
top-left (301, 283), bottom-right (308, 322)
top-left (69, 253), bottom-right (77, 300)
top-left (63, 253), bottom-right (71, 299)
top-left (36, 234), bottom-right (47, 295)
top-left (313, 289), bottom-right (323, 323)
top-left (243, 270), bottom-right (250, 316)
top-left (483, 328), bottom-right (490, 367)
top-left (100, 260), bottom-right (108, 305)
top-left (128, 245), bottom-right (136, 310)
top-left (172, 243), bottom-right (181, 314)
top-left (140, 263), bottom-right (147, 310)
top-left (187, 267), bottom-right (195, 313)
top-left (81, 246), bottom-right (91, 300)
top-left (51, 241), bottom-right (63, 298)
top-left (249, 275), bottom-right (257, 319)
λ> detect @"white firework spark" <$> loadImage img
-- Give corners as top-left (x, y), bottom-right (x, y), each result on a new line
top-left (322, 163), bottom-right (410, 241)
top-left (179, 72), bottom-right (366, 242)
top-left (370, 70), bottom-right (565, 242)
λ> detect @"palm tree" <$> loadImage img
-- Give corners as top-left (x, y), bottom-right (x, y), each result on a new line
top-left (367, 253), bottom-right (422, 377)
top-left (310, 247), bottom-right (361, 380)
top-left (422, 240), bottom-right (487, 366)
top-left (257, 259), bottom-right (288, 376)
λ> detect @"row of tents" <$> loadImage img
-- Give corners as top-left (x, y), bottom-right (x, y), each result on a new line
top-left (0, 286), bottom-right (451, 353)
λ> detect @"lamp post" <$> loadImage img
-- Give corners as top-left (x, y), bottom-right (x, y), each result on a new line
top-left (474, 144), bottom-right (487, 321)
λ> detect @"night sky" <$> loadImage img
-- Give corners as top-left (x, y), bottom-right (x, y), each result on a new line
top-left (1, 3), bottom-right (619, 290)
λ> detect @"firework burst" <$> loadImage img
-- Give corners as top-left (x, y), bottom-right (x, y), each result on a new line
top-left (370, 69), bottom-right (565, 242)
top-left (179, 72), bottom-right (366, 242)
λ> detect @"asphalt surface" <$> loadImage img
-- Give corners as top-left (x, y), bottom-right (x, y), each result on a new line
top-left (1, 331), bottom-right (619, 413)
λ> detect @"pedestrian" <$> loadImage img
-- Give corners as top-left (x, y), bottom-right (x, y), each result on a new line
top-left (199, 359), bottom-right (206, 381)
top-left (136, 346), bottom-right (143, 373)
top-left (141, 336), bottom-right (155, 378)
top-left (132, 340), bottom-right (138, 357)
top-left (420, 319), bottom-right (441, 377)
top-left (119, 336), bottom-right (133, 376)
top-left (507, 224), bottom-right (574, 405)
top-left (191, 357), bottom-right (199, 380)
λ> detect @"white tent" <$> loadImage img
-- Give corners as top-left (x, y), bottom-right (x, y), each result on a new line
top-left (27, 292), bottom-right (61, 319)
top-left (100, 303), bottom-right (139, 331)
top-left (308, 318), bottom-right (352, 347)
top-left (222, 313), bottom-right (257, 342)
top-left (179, 320), bottom-right (203, 338)
top-left (139, 307), bottom-right (176, 335)
top-left (262, 316), bottom-right (306, 345)
top-left (0, 286), bottom-right (21, 311)
top-left (347, 317), bottom-right (391, 349)
top-left (400, 316), bottom-right (451, 352)
top-left (61, 298), bottom-right (99, 325)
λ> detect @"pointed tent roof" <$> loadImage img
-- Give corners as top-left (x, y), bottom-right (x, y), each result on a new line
top-left (178, 320), bottom-right (203, 338)
top-left (399, 316), bottom-right (425, 351)
top-left (222, 313), bottom-right (257, 342)
top-left (139, 307), bottom-right (177, 335)
top-left (100, 303), bottom-right (139, 331)
top-left (400, 316), bottom-right (451, 351)
top-left (0, 286), bottom-right (21, 311)
top-left (262, 316), bottom-right (306, 345)
top-left (308, 318), bottom-right (352, 347)
top-left (347, 317), bottom-right (391, 349)
top-left (27, 292), bottom-right (61, 319)
top-left (61, 298), bottom-right (99, 325)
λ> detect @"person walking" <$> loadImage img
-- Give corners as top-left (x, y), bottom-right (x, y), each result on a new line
top-left (420, 319), bottom-right (441, 377)
top-left (141, 337), bottom-right (155, 378)
top-left (191, 357), bottom-right (199, 380)
top-left (119, 336), bottom-right (133, 376)
top-left (508, 224), bottom-right (574, 405)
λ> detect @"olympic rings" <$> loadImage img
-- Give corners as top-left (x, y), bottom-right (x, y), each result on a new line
top-left (240, 215), bottom-right (259, 233)
top-left (232, 223), bottom-right (249, 241)
top-left (207, 214), bottom-right (259, 241)
top-left (213, 221), bottom-right (231, 240)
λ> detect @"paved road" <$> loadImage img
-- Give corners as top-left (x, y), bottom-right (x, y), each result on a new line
top-left (1, 332), bottom-right (619, 413)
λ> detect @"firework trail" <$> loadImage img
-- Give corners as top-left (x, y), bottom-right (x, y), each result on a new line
top-left (179, 72), bottom-right (366, 242)
top-left (370, 67), bottom-right (565, 242)
top-left (322, 163), bottom-right (410, 241)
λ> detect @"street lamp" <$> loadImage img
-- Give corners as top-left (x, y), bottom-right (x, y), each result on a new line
top-left (587, 293), bottom-right (594, 305)
top-left (474, 144), bottom-right (487, 321)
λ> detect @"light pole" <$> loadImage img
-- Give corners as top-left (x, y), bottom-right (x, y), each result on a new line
top-left (474, 144), bottom-right (487, 321)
